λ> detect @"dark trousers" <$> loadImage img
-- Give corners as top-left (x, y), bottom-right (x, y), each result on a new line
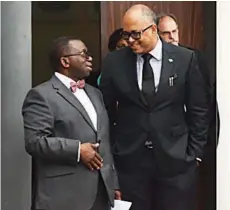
top-left (90, 174), bottom-right (110, 210)
top-left (116, 147), bottom-right (198, 210)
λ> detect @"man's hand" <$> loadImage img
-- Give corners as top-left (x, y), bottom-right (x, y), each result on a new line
top-left (80, 143), bottom-right (103, 170)
top-left (115, 190), bottom-right (122, 200)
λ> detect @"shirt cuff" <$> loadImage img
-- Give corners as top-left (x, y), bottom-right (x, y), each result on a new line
top-left (196, 157), bottom-right (202, 162)
top-left (77, 141), bottom-right (81, 162)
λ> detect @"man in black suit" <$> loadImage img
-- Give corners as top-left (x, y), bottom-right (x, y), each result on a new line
top-left (100, 5), bottom-right (209, 210)
top-left (22, 37), bottom-right (121, 210)
top-left (156, 13), bottom-right (219, 210)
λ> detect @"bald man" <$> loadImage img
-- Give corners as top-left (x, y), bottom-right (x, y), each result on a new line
top-left (100, 4), bottom-right (209, 210)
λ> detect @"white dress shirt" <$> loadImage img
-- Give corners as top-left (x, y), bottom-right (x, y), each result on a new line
top-left (55, 72), bottom-right (97, 161)
top-left (136, 38), bottom-right (163, 92)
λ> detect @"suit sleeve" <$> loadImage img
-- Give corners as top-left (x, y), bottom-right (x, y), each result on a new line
top-left (196, 50), bottom-right (220, 147)
top-left (98, 90), bottom-right (120, 190)
top-left (99, 54), bottom-right (118, 126)
top-left (22, 88), bottom-right (80, 163)
top-left (185, 52), bottom-right (210, 159)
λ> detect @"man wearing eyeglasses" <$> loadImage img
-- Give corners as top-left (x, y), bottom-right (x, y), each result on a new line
top-left (100, 4), bottom-right (209, 210)
top-left (22, 37), bottom-right (121, 210)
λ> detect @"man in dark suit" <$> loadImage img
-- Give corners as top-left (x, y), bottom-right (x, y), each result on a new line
top-left (100, 5), bottom-right (209, 210)
top-left (22, 36), bottom-right (121, 210)
top-left (156, 13), bottom-right (219, 210)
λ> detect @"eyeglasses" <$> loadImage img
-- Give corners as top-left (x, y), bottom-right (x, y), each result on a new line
top-left (63, 50), bottom-right (92, 60)
top-left (122, 24), bottom-right (153, 41)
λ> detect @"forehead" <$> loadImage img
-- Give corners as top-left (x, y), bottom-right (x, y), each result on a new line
top-left (68, 40), bottom-right (87, 51)
top-left (123, 16), bottom-right (150, 32)
top-left (158, 17), bottom-right (178, 31)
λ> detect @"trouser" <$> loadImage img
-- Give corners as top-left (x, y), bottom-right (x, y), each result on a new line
top-left (116, 146), bottom-right (198, 210)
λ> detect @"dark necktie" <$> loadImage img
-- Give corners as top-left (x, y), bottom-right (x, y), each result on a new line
top-left (142, 53), bottom-right (155, 106)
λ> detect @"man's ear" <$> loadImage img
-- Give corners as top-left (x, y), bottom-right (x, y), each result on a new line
top-left (60, 57), bottom-right (70, 68)
top-left (151, 24), bottom-right (158, 34)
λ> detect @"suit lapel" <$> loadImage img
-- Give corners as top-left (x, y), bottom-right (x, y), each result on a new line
top-left (51, 76), bottom-right (96, 132)
top-left (151, 42), bottom-right (176, 108)
top-left (121, 43), bottom-right (177, 110)
top-left (157, 48), bottom-right (175, 94)
top-left (125, 48), bottom-right (148, 110)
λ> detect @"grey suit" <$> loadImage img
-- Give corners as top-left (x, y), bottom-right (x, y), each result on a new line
top-left (22, 75), bottom-right (118, 210)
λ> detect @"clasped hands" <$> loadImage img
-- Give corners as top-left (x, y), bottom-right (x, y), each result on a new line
top-left (80, 143), bottom-right (103, 171)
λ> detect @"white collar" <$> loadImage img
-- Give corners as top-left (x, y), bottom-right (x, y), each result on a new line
top-left (137, 37), bottom-right (162, 61)
top-left (55, 72), bottom-right (76, 89)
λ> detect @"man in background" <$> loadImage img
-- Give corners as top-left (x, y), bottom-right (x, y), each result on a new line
top-left (22, 36), bottom-right (120, 210)
top-left (157, 13), bottom-right (219, 210)
top-left (157, 14), bottom-right (179, 46)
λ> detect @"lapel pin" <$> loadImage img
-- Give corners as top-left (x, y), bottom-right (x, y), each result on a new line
top-left (168, 58), bottom-right (173, 63)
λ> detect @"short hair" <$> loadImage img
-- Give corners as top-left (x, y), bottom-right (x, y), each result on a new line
top-left (49, 36), bottom-right (79, 71)
top-left (141, 7), bottom-right (157, 24)
top-left (156, 13), bottom-right (178, 27)
top-left (108, 28), bottom-right (124, 52)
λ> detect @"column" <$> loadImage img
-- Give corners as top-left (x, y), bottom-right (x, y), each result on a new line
top-left (1, 2), bottom-right (32, 210)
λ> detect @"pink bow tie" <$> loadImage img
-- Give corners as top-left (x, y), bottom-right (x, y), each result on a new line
top-left (70, 80), bottom-right (85, 93)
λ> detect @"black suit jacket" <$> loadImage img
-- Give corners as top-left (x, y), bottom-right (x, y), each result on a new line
top-left (100, 42), bottom-right (210, 176)
top-left (180, 45), bottom-right (219, 147)
top-left (22, 75), bottom-right (118, 210)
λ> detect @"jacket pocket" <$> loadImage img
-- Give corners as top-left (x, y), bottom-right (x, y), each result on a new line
top-left (43, 165), bottom-right (76, 178)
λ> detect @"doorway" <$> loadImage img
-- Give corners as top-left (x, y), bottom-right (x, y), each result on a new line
top-left (32, 1), bottom-right (101, 87)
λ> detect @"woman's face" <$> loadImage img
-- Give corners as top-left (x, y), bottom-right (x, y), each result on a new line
top-left (116, 39), bottom-right (128, 50)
